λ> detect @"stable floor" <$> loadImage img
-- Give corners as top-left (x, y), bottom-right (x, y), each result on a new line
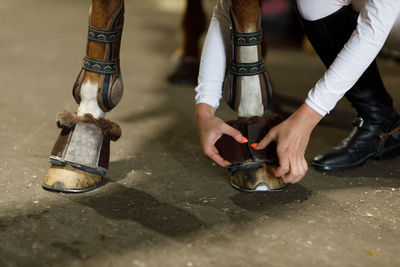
top-left (0, 1), bottom-right (399, 266)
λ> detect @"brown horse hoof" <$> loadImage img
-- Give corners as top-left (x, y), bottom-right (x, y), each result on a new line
top-left (228, 163), bottom-right (286, 192)
top-left (42, 164), bottom-right (104, 193)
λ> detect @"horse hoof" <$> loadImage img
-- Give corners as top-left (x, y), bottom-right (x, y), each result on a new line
top-left (229, 163), bottom-right (286, 193)
top-left (167, 56), bottom-right (199, 86)
top-left (42, 164), bottom-right (103, 193)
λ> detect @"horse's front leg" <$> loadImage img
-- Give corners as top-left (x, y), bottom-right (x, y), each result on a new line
top-left (167, 0), bottom-right (207, 85)
top-left (43, 0), bottom-right (125, 193)
top-left (216, 0), bottom-right (285, 192)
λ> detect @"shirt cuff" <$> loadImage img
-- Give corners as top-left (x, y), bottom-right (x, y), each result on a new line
top-left (304, 97), bottom-right (328, 117)
top-left (194, 82), bottom-right (223, 110)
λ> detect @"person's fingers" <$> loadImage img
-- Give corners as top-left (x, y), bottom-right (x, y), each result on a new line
top-left (211, 146), bottom-right (219, 154)
top-left (203, 145), bottom-right (231, 167)
top-left (290, 175), bottom-right (303, 184)
top-left (209, 152), bottom-right (231, 167)
top-left (283, 172), bottom-right (296, 183)
top-left (282, 158), bottom-right (298, 184)
top-left (302, 158), bottom-right (309, 174)
top-left (295, 155), bottom-right (303, 178)
top-left (292, 158), bottom-right (308, 183)
top-left (282, 157), bottom-right (300, 183)
top-left (222, 124), bottom-right (247, 143)
top-left (254, 131), bottom-right (274, 150)
top-left (291, 156), bottom-right (304, 183)
top-left (283, 155), bottom-right (308, 184)
top-left (273, 146), bottom-right (290, 177)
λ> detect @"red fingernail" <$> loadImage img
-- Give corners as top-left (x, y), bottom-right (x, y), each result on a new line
top-left (251, 143), bottom-right (257, 148)
top-left (241, 137), bottom-right (248, 143)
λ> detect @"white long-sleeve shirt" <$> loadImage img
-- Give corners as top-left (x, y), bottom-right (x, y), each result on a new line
top-left (195, 0), bottom-right (231, 111)
top-left (195, 0), bottom-right (400, 116)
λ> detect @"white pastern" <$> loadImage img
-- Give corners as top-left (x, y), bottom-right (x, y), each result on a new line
top-left (237, 46), bottom-right (263, 117)
top-left (77, 81), bottom-right (105, 119)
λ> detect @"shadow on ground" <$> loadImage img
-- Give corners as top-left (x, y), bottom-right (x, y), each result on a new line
top-left (2, 1), bottom-right (400, 266)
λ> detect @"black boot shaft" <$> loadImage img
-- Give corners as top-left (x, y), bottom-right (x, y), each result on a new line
top-left (300, 5), bottom-right (395, 125)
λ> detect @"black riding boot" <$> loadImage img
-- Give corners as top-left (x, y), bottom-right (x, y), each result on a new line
top-left (301, 5), bottom-right (400, 171)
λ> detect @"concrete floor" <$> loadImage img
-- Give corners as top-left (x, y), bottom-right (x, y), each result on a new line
top-left (1, 0), bottom-right (400, 266)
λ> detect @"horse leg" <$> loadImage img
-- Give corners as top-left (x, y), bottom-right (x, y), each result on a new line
top-left (43, 0), bottom-right (125, 193)
top-left (216, 0), bottom-right (285, 192)
top-left (167, 0), bottom-right (207, 85)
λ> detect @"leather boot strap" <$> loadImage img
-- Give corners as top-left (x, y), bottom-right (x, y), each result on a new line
top-left (88, 25), bottom-right (121, 43)
top-left (231, 29), bottom-right (262, 46)
top-left (229, 60), bottom-right (266, 76)
top-left (82, 56), bottom-right (118, 75)
top-left (224, 8), bottom-right (272, 111)
top-left (83, 26), bottom-right (122, 74)
top-left (353, 117), bottom-right (390, 136)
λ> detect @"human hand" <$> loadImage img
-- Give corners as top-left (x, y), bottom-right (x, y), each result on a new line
top-left (253, 103), bottom-right (322, 183)
top-left (196, 103), bottom-right (248, 167)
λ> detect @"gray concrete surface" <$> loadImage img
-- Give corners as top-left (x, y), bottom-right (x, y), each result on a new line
top-left (0, 0), bottom-right (399, 266)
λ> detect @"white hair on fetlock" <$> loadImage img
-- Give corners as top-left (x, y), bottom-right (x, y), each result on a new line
top-left (77, 80), bottom-right (105, 119)
top-left (237, 45), bottom-right (264, 118)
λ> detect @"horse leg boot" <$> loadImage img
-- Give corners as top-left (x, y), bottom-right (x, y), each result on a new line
top-left (298, 5), bottom-right (400, 171)
top-left (215, 0), bottom-right (285, 192)
top-left (167, 0), bottom-right (207, 85)
top-left (43, 0), bottom-right (124, 192)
